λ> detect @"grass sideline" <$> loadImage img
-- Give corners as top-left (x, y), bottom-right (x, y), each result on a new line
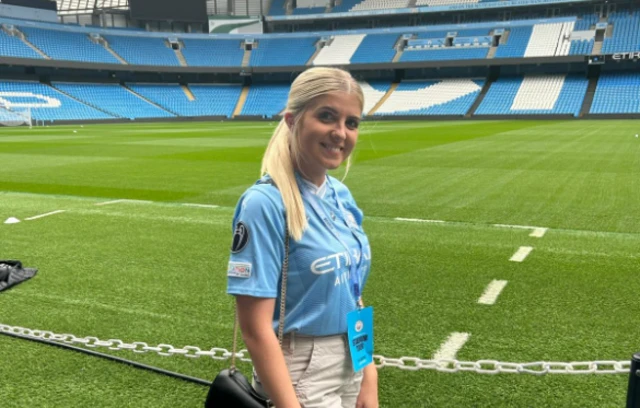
top-left (0, 120), bottom-right (639, 407)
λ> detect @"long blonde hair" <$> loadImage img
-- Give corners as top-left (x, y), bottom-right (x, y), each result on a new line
top-left (260, 67), bottom-right (364, 241)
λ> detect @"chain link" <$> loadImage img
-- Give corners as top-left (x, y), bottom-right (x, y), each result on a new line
top-left (1, 323), bottom-right (630, 375)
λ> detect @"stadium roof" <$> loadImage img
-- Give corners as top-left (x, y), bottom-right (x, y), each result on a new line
top-left (56, 0), bottom-right (129, 15)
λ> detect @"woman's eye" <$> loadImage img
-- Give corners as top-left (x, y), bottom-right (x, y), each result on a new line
top-left (319, 112), bottom-right (333, 121)
top-left (347, 120), bottom-right (359, 129)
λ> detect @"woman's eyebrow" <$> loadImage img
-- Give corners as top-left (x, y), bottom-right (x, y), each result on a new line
top-left (316, 106), bottom-right (338, 113)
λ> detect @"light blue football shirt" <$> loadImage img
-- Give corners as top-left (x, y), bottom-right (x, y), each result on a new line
top-left (226, 174), bottom-right (371, 336)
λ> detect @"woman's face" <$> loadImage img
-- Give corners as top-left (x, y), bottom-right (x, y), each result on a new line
top-left (290, 91), bottom-right (362, 183)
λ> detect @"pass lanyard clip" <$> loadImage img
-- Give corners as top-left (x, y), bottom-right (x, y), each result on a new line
top-left (302, 179), bottom-right (364, 305)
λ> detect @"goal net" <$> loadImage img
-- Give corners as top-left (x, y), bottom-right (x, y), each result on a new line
top-left (0, 106), bottom-right (32, 128)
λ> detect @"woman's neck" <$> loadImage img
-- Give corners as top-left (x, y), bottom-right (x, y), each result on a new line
top-left (295, 166), bottom-right (326, 187)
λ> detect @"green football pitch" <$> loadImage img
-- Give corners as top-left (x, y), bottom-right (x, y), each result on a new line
top-left (0, 120), bottom-right (638, 407)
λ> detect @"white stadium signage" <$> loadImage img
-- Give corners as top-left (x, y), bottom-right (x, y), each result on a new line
top-left (612, 52), bottom-right (640, 61)
top-left (0, 92), bottom-right (61, 108)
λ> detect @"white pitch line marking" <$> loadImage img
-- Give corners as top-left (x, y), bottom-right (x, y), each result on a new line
top-left (25, 210), bottom-right (66, 221)
top-left (433, 332), bottom-right (470, 363)
top-left (478, 280), bottom-right (508, 305)
top-left (182, 203), bottom-right (219, 209)
top-left (510, 246), bottom-right (533, 262)
top-left (4, 217), bottom-right (20, 224)
top-left (530, 228), bottom-right (548, 238)
top-left (95, 199), bottom-right (127, 206)
top-left (395, 217), bottom-right (445, 223)
top-left (95, 199), bottom-right (152, 206)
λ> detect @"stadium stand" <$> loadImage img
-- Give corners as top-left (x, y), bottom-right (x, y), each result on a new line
top-left (350, 0), bottom-right (410, 12)
top-left (186, 85), bottom-right (243, 118)
top-left (601, 9), bottom-right (640, 54)
top-left (400, 47), bottom-right (489, 62)
top-left (19, 27), bottom-right (120, 64)
top-left (268, 0), bottom-right (288, 15)
top-left (494, 26), bottom-right (533, 58)
top-left (52, 82), bottom-right (174, 119)
top-left (102, 35), bottom-right (180, 66)
top-left (359, 81), bottom-right (391, 114)
top-left (475, 74), bottom-right (588, 116)
top-left (331, 0), bottom-right (362, 13)
top-left (374, 79), bottom-right (483, 115)
top-left (590, 72), bottom-right (640, 114)
top-left (250, 37), bottom-right (318, 66)
top-left (0, 28), bottom-right (44, 59)
top-left (0, 80), bottom-right (114, 122)
top-left (350, 33), bottom-right (399, 64)
top-left (313, 34), bottom-right (366, 65)
top-left (127, 83), bottom-right (243, 117)
top-left (181, 39), bottom-right (244, 67)
top-left (240, 83), bottom-right (290, 117)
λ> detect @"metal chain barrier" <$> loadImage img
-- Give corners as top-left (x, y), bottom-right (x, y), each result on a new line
top-left (1, 323), bottom-right (630, 375)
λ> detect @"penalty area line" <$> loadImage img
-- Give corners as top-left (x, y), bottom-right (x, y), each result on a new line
top-left (25, 210), bottom-right (66, 221)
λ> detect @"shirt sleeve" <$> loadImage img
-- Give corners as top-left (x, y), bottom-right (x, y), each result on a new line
top-left (226, 186), bottom-right (285, 298)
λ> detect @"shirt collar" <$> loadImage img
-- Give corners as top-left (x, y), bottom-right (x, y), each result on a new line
top-left (298, 174), bottom-right (328, 198)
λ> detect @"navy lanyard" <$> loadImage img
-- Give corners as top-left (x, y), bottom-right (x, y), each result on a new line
top-left (302, 178), bottom-right (365, 305)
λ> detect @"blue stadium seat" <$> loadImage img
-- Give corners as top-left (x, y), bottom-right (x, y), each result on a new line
top-left (590, 72), bottom-right (640, 114)
top-left (19, 27), bottom-right (120, 64)
top-left (400, 47), bottom-right (488, 62)
top-left (52, 82), bottom-right (175, 119)
top-left (602, 9), bottom-right (640, 54)
top-left (187, 85), bottom-right (243, 118)
top-left (494, 26), bottom-right (533, 58)
top-left (350, 34), bottom-right (399, 64)
top-left (0, 30), bottom-right (43, 59)
top-left (250, 37), bottom-right (318, 67)
top-left (181, 39), bottom-right (244, 67)
top-left (240, 84), bottom-right (290, 117)
top-left (476, 75), bottom-right (587, 116)
top-left (0, 81), bottom-right (114, 122)
top-left (103, 35), bottom-right (180, 66)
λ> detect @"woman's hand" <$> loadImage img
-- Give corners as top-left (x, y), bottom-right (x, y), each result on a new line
top-left (356, 363), bottom-right (379, 408)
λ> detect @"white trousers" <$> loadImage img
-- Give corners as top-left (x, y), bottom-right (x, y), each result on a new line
top-left (254, 333), bottom-right (364, 408)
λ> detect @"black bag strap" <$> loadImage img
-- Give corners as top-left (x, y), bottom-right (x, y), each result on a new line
top-left (230, 178), bottom-right (290, 370)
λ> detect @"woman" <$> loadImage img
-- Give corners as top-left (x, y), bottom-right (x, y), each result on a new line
top-left (226, 67), bottom-right (378, 408)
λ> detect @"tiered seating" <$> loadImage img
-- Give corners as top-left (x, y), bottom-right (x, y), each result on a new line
top-left (313, 34), bottom-right (366, 65)
top-left (416, 0), bottom-right (478, 6)
top-left (268, 0), bottom-right (288, 15)
top-left (240, 83), bottom-right (290, 117)
top-left (476, 74), bottom-right (587, 116)
top-left (331, 0), bottom-right (360, 13)
top-left (524, 23), bottom-right (563, 57)
top-left (574, 13), bottom-right (598, 30)
top-left (351, 0), bottom-right (409, 12)
top-left (494, 26), bottom-right (533, 58)
top-left (181, 39), bottom-right (243, 67)
top-left (350, 34), bottom-right (399, 64)
top-left (0, 81), bottom-right (114, 122)
top-left (127, 83), bottom-right (241, 117)
top-left (250, 37), bottom-right (317, 66)
top-left (401, 47), bottom-right (488, 62)
top-left (590, 72), bottom-right (640, 114)
top-left (375, 79), bottom-right (483, 115)
top-left (0, 29), bottom-right (43, 59)
top-left (187, 85), bottom-right (243, 117)
top-left (103, 35), bottom-right (180, 66)
top-left (569, 39), bottom-right (594, 55)
top-left (19, 27), bottom-right (119, 64)
top-left (602, 9), bottom-right (640, 54)
top-left (53, 82), bottom-right (174, 119)
top-left (359, 81), bottom-right (390, 114)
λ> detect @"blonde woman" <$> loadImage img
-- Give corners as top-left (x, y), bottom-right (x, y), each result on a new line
top-left (227, 67), bottom-right (378, 408)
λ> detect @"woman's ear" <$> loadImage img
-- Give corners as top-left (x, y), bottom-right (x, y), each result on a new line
top-left (284, 113), bottom-right (295, 131)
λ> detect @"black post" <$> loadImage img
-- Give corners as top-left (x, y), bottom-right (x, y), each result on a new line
top-left (627, 353), bottom-right (640, 408)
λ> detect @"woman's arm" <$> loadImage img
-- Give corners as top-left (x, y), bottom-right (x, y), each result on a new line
top-left (236, 295), bottom-right (301, 408)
